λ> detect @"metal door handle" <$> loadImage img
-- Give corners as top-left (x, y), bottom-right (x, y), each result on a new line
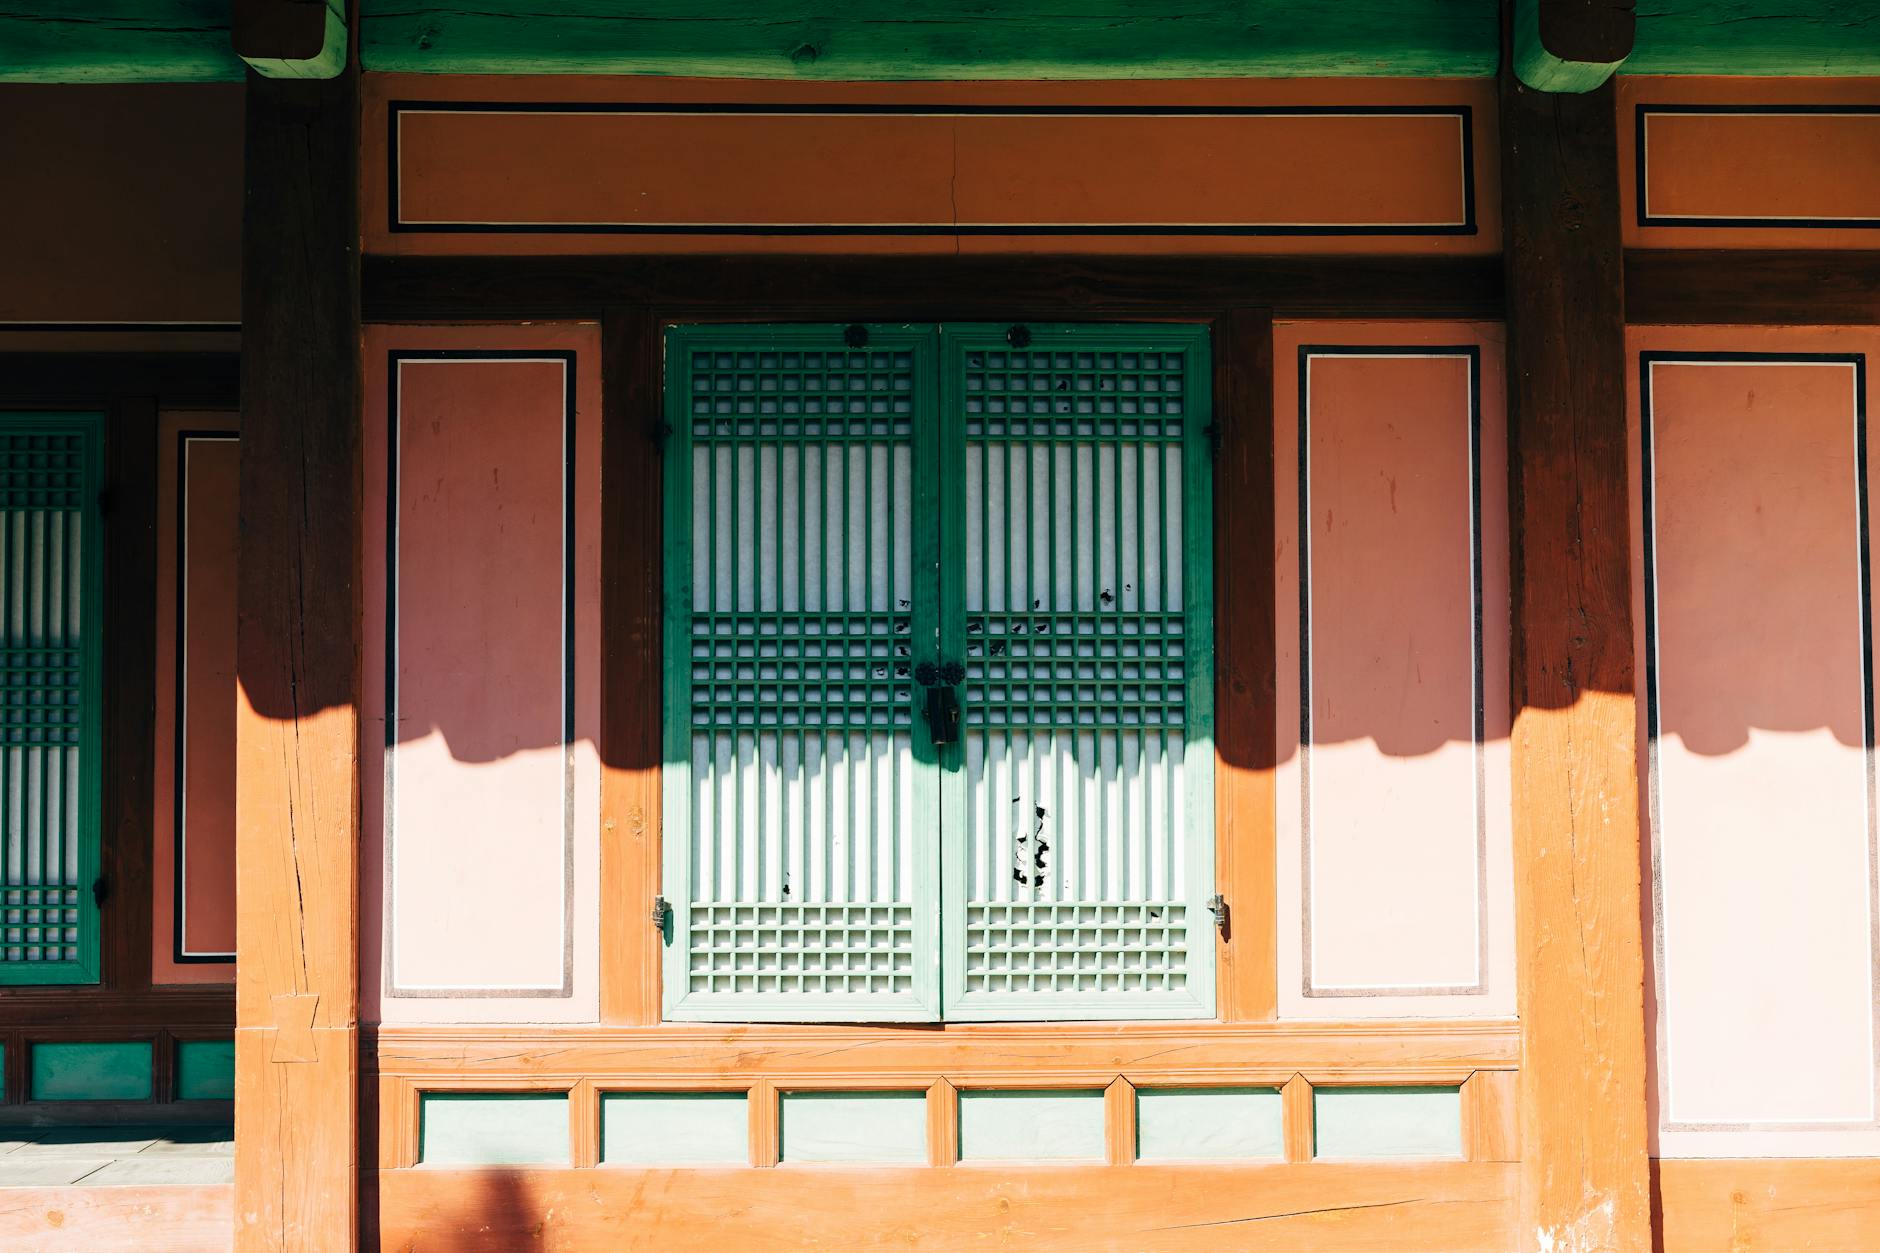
top-left (914, 660), bottom-right (965, 747)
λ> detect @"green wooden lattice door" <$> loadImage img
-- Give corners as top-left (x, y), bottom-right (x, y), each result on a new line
top-left (0, 413), bottom-right (104, 986)
top-left (663, 326), bottom-right (1213, 1022)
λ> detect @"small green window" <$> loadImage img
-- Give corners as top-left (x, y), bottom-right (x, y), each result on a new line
top-left (661, 326), bottom-right (1215, 1023)
top-left (0, 413), bottom-right (104, 986)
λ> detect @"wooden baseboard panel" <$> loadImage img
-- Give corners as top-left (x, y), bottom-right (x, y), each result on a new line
top-left (373, 1161), bottom-right (1516, 1252)
top-left (1654, 1158), bottom-right (1880, 1253)
top-left (0, 1184), bottom-right (231, 1252)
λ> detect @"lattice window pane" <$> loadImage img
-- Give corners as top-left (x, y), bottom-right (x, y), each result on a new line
top-left (943, 330), bottom-right (1215, 1020)
top-left (0, 416), bottom-right (103, 985)
top-left (664, 329), bottom-right (941, 1021)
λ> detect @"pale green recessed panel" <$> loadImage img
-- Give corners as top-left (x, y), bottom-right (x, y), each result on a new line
top-left (175, 1040), bottom-right (235, 1101)
top-left (779, 1091), bottom-right (927, 1164)
top-left (1136, 1087), bottom-right (1283, 1162)
top-left (1313, 1086), bottom-right (1462, 1159)
top-left (30, 1041), bottom-right (152, 1102)
top-left (958, 1089), bottom-right (1105, 1162)
top-left (601, 1092), bottom-right (749, 1166)
top-left (419, 1093), bottom-right (571, 1166)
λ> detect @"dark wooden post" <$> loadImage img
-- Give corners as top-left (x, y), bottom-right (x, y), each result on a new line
top-left (233, 62), bottom-right (362, 1251)
top-left (1500, 12), bottom-right (1653, 1251)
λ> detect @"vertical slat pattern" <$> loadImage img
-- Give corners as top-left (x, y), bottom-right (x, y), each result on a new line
top-left (0, 416), bottom-right (100, 982)
top-left (951, 332), bottom-right (1211, 1016)
top-left (670, 330), bottom-right (932, 1016)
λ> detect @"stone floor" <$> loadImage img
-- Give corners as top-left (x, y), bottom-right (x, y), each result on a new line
top-left (0, 1126), bottom-right (233, 1187)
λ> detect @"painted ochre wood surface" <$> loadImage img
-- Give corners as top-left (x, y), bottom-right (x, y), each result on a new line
top-left (364, 75), bottom-right (1500, 258)
top-left (1620, 78), bottom-right (1880, 251)
top-left (374, 1161), bottom-right (1517, 1251)
top-left (1500, 59), bottom-right (1653, 1253)
top-left (1653, 1158), bottom-right (1880, 1251)
top-left (0, 1183), bottom-right (232, 1252)
top-left (233, 66), bottom-right (361, 1252)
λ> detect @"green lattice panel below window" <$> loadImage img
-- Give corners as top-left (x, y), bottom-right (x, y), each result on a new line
top-left (0, 415), bottom-right (103, 985)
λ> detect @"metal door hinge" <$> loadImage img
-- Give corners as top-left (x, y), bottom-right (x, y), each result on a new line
top-left (1203, 423), bottom-right (1221, 456)
top-left (650, 420), bottom-right (673, 450)
top-left (652, 895), bottom-right (671, 930)
top-left (1206, 894), bottom-right (1228, 934)
top-left (92, 876), bottom-right (111, 907)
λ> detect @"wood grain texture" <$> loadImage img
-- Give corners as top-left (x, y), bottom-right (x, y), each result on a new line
top-left (234, 65), bottom-right (362, 1253)
top-left (0, 1182), bottom-right (232, 1252)
top-left (598, 308), bottom-right (663, 1025)
top-left (1211, 308), bottom-right (1278, 1023)
top-left (1499, 28), bottom-right (1652, 1253)
top-left (369, 1021), bottom-right (1518, 1087)
top-left (1654, 1158), bottom-right (1880, 1251)
top-left (1625, 250), bottom-right (1880, 326)
top-left (1629, 1), bottom-right (1880, 75)
top-left (1513, 0), bottom-right (1634, 93)
top-left (362, 256), bottom-right (1505, 325)
top-left (376, 1161), bottom-right (1516, 1251)
top-left (101, 396), bottom-right (159, 991)
top-left (0, 3), bottom-right (244, 82)
top-left (358, 0), bottom-right (1497, 80)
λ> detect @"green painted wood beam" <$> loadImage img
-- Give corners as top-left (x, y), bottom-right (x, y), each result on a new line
top-left (358, 1), bottom-right (1501, 80)
top-left (1515, 0), bottom-right (1637, 93)
top-left (1629, 2), bottom-right (1880, 75)
top-left (0, 2), bottom-right (243, 82)
top-left (237, 0), bottom-right (349, 80)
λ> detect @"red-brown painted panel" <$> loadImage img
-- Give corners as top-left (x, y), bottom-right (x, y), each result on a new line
top-left (153, 411), bottom-right (239, 985)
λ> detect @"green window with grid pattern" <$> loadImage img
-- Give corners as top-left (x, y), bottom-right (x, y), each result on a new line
top-left (662, 326), bottom-right (1213, 1022)
top-left (0, 413), bottom-right (104, 986)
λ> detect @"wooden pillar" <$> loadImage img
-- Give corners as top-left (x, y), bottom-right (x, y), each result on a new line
top-left (233, 63), bottom-right (362, 1253)
top-left (1499, 15), bottom-right (1652, 1253)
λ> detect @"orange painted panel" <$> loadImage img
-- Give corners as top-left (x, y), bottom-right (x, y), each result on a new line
top-left (361, 326), bottom-right (603, 1025)
top-left (1274, 323), bottom-right (1514, 1021)
top-left (366, 75), bottom-right (1498, 256)
top-left (1628, 327), bottom-right (1880, 1159)
top-left (152, 411), bottom-right (239, 985)
top-left (1621, 78), bottom-right (1880, 249)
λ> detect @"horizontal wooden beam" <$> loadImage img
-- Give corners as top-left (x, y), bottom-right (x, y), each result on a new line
top-left (361, 254), bottom-right (1504, 323)
top-left (1630, 1), bottom-right (1880, 76)
top-left (0, 2), bottom-right (243, 82)
top-left (369, 1021), bottom-right (1519, 1085)
top-left (0, 987), bottom-right (233, 1030)
top-left (1625, 250), bottom-right (1880, 325)
top-left (377, 1162), bottom-right (1517, 1250)
top-left (359, 0), bottom-right (1497, 80)
top-left (0, 352), bottom-right (240, 403)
